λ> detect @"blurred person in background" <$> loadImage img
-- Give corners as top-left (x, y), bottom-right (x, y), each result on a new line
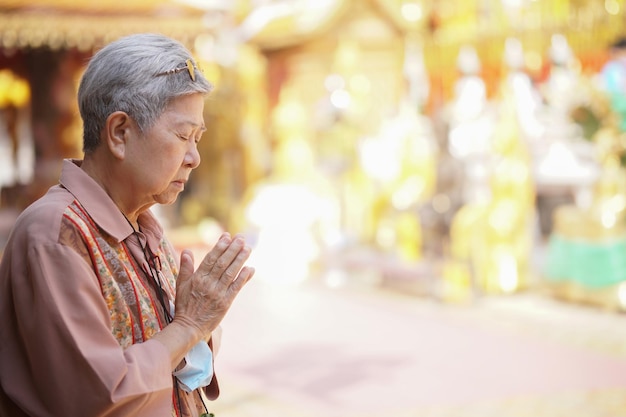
top-left (601, 36), bottom-right (626, 131)
top-left (0, 33), bottom-right (255, 417)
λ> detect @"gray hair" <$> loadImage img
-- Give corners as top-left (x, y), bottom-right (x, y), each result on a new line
top-left (78, 33), bottom-right (213, 153)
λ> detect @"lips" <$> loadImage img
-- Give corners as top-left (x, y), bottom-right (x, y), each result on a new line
top-left (172, 179), bottom-right (187, 189)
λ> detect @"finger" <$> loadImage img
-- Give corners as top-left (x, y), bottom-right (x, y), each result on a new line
top-left (228, 265), bottom-right (255, 293)
top-left (205, 237), bottom-right (248, 280)
top-left (213, 242), bottom-right (252, 284)
top-left (178, 249), bottom-right (195, 281)
top-left (199, 233), bottom-right (232, 271)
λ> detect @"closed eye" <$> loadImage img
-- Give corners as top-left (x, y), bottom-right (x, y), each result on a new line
top-left (177, 126), bottom-right (205, 144)
top-left (178, 134), bottom-right (199, 144)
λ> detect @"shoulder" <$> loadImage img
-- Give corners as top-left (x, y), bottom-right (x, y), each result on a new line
top-left (6, 186), bottom-right (83, 253)
top-left (0, 186), bottom-right (98, 280)
top-left (16, 186), bottom-right (71, 225)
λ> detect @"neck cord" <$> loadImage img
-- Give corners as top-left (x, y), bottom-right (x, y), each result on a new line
top-left (123, 215), bottom-right (212, 416)
top-left (136, 227), bottom-right (212, 417)
top-left (122, 216), bottom-right (184, 415)
top-left (122, 214), bottom-right (173, 324)
top-left (140, 241), bottom-right (173, 324)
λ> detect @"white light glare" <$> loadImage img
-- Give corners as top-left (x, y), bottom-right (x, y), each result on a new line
top-left (330, 89), bottom-right (351, 109)
top-left (401, 2), bottom-right (423, 22)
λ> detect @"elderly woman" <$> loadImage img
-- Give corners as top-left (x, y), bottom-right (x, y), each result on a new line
top-left (0, 34), bottom-right (254, 417)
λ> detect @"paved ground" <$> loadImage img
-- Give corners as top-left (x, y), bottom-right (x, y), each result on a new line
top-left (2, 208), bottom-right (626, 416)
top-left (207, 279), bottom-right (626, 417)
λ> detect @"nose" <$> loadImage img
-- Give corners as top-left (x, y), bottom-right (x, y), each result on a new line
top-left (185, 143), bottom-right (201, 169)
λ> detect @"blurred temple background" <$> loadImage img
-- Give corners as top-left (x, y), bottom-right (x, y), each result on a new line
top-left (3, 0), bottom-right (626, 416)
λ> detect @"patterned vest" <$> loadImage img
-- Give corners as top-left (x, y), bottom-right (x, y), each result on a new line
top-left (60, 200), bottom-right (196, 416)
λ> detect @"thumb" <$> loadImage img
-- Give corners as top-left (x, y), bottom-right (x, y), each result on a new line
top-left (178, 249), bottom-right (195, 281)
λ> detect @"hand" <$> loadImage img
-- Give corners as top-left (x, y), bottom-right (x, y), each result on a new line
top-left (174, 233), bottom-right (254, 341)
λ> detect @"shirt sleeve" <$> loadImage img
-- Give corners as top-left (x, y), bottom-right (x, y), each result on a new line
top-left (9, 241), bottom-right (173, 416)
top-left (203, 337), bottom-right (220, 400)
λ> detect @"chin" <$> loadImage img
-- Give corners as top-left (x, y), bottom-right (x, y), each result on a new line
top-left (154, 193), bottom-right (180, 206)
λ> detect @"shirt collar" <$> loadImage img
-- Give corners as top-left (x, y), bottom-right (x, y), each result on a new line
top-left (59, 159), bottom-right (164, 246)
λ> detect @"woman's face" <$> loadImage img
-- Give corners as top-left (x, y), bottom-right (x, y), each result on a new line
top-left (127, 93), bottom-right (206, 207)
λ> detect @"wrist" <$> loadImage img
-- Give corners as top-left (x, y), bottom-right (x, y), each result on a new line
top-left (171, 315), bottom-right (205, 345)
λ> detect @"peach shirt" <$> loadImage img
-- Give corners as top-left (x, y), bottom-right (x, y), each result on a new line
top-left (0, 159), bottom-right (218, 417)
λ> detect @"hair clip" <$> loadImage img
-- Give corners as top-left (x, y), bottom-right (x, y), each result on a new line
top-left (156, 59), bottom-right (197, 81)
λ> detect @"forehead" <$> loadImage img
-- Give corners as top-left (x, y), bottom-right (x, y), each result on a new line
top-left (157, 94), bottom-right (206, 129)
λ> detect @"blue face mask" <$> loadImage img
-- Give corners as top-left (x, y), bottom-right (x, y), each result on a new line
top-left (173, 340), bottom-right (214, 392)
top-left (169, 302), bottom-right (214, 392)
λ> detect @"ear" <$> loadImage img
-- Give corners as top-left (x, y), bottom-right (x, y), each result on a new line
top-left (104, 111), bottom-right (133, 160)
